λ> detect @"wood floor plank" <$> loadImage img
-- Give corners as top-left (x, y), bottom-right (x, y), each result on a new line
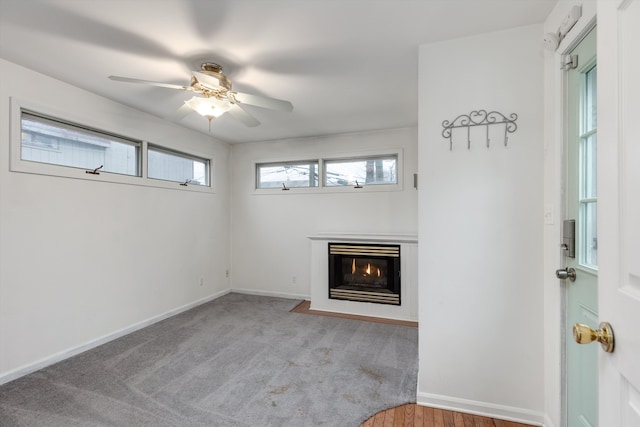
top-left (414, 404), bottom-right (425, 427)
top-left (404, 404), bottom-right (415, 427)
top-left (362, 416), bottom-right (375, 427)
top-left (424, 406), bottom-right (435, 426)
top-left (482, 416), bottom-right (497, 427)
top-left (383, 408), bottom-right (395, 427)
top-left (359, 404), bottom-right (537, 427)
top-left (453, 412), bottom-right (465, 427)
top-left (373, 411), bottom-right (386, 427)
top-left (393, 405), bottom-right (405, 427)
top-left (442, 410), bottom-right (456, 427)
top-left (462, 413), bottom-right (475, 427)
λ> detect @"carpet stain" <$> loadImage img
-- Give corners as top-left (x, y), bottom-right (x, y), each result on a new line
top-left (359, 366), bottom-right (383, 384)
top-left (342, 393), bottom-right (360, 404)
top-left (288, 360), bottom-right (311, 368)
top-left (269, 384), bottom-right (291, 395)
top-left (317, 347), bottom-right (332, 366)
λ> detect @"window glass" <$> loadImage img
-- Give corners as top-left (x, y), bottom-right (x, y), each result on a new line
top-left (148, 146), bottom-right (210, 186)
top-left (579, 65), bottom-right (597, 269)
top-left (584, 66), bottom-right (597, 131)
top-left (256, 161), bottom-right (319, 189)
top-left (21, 111), bottom-right (140, 176)
top-left (324, 156), bottom-right (397, 187)
top-left (582, 201), bottom-right (598, 267)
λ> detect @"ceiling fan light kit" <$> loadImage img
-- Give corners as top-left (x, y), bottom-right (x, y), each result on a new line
top-left (108, 62), bottom-right (293, 129)
top-left (184, 96), bottom-right (231, 120)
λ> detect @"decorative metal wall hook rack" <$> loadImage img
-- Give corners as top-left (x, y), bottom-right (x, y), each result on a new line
top-left (442, 110), bottom-right (518, 150)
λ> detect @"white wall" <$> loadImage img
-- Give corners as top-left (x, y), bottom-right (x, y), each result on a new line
top-left (417, 25), bottom-right (545, 424)
top-left (230, 128), bottom-right (418, 298)
top-left (541, 3), bottom-right (597, 427)
top-left (0, 59), bottom-right (232, 383)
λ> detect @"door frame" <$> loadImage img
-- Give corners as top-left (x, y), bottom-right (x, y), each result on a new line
top-left (542, 4), bottom-right (597, 427)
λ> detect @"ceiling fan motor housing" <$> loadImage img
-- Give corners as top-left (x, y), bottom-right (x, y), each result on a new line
top-left (191, 62), bottom-right (232, 95)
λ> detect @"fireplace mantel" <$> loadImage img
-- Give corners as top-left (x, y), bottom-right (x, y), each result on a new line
top-left (308, 233), bottom-right (418, 322)
top-left (308, 233), bottom-right (418, 244)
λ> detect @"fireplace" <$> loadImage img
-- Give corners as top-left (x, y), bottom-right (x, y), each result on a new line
top-left (328, 243), bottom-right (400, 305)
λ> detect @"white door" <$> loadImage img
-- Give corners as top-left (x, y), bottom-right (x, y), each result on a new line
top-left (597, 1), bottom-right (640, 426)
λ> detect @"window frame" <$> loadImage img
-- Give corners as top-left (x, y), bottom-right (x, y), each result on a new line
top-left (255, 159), bottom-right (320, 190)
top-left (147, 144), bottom-right (211, 187)
top-left (10, 97), bottom-right (215, 193)
top-left (323, 154), bottom-right (398, 188)
top-left (253, 149), bottom-right (403, 194)
top-left (20, 110), bottom-right (143, 178)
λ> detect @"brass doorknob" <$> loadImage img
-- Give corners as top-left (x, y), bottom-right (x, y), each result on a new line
top-left (573, 322), bottom-right (615, 353)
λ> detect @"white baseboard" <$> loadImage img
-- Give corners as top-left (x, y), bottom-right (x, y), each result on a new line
top-left (416, 391), bottom-right (546, 426)
top-left (544, 414), bottom-right (555, 427)
top-left (0, 289), bottom-right (231, 386)
top-left (231, 288), bottom-right (309, 301)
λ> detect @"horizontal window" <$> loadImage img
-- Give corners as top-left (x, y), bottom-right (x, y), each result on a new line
top-left (324, 155), bottom-right (397, 187)
top-left (254, 151), bottom-right (402, 193)
top-left (11, 100), bottom-right (215, 193)
top-left (148, 146), bottom-right (210, 186)
top-left (21, 111), bottom-right (141, 177)
top-left (256, 161), bottom-right (319, 189)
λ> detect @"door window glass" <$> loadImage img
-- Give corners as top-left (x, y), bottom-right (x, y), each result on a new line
top-left (580, 65), bottom-right (598, 268)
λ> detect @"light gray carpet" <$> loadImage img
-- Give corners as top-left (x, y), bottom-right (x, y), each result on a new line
top-left (0, 293), bottom-right (418, 426)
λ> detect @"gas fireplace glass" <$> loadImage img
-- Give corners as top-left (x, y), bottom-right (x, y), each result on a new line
top-left (342, 257), bottom-right (388, 288)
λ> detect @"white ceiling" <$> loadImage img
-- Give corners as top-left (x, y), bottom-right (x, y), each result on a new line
top-left (0, 0), bottom-right (556, 144)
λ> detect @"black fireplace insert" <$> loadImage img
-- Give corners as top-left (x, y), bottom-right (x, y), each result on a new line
top-left (328, 242), bottom-right (400, 305)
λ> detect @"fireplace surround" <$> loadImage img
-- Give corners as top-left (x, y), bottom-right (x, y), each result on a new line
top-left (309, 233), bottom-right (417, 322)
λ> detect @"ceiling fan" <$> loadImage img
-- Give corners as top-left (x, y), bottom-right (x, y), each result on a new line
top-left (109, 62), bottom-right (293, 128)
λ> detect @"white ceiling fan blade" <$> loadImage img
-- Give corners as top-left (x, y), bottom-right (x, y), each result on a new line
top-left (167, 103), bottom-right (193, 122)
top-left (108, 75), bottom-right (192, 91)
top-left (192, 71), bottom-right (222, 90)
top-left (227, 104), bottom-right (260, 127)
top-left (232, 92), bottom-right (293, 112)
